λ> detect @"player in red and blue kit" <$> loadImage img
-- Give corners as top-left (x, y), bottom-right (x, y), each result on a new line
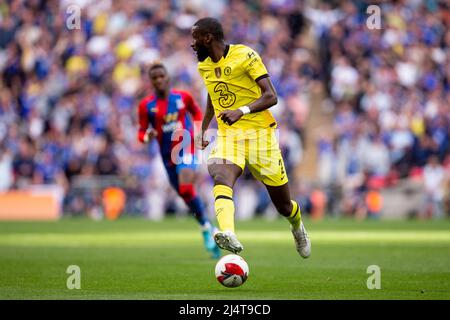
top-left (138, 63), bottom-right (220, 259)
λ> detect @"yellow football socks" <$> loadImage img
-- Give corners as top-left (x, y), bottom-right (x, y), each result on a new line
top-left (287, 200), bottom-right (301, 230)
top-left (213, 185), bottom-right (235, 232)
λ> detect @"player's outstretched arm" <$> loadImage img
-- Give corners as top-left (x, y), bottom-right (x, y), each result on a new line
top-left (246, 76), bottom-right (278, 113)
top-left (137, 99), bottom-right (157, 143)
top-left (202, 94), bottom-right (215, 131)
top-left (186, 92), bottom-right (203, 122)
top-left (195, 94), bottom-right (214, 149)
top-left (218, 77), bottom-right (277, 126)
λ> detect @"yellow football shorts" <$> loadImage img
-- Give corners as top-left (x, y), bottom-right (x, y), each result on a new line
top-left (208, 129), bottom-right (288, 187)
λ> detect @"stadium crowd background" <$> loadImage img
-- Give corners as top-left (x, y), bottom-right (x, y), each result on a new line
top-left (0, 0), bottom-right (449, 220)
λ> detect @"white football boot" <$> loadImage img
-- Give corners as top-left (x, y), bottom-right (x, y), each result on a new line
top-left (291, 221), bottom-right (311, 258)
top-left (213, 230), bottom-right (244, 254)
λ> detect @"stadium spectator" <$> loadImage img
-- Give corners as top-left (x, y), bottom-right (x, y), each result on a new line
top-left (421, 155), bottom-right (447, 219)
top-left (317, 0), bottom-right (450, 219)
top-left (12, 137), bottom-right (38, 189)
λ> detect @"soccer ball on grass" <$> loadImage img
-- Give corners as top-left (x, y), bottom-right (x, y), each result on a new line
top-left (215, 254), bottom-right (249, 288)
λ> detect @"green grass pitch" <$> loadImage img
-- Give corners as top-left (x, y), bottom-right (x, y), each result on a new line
top-left (0, 217), bottom-right (449, 300)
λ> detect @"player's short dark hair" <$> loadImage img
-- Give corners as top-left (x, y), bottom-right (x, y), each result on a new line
top-left (148, 63), bottom-right (167, 77)
top-left (193, 17), bottom-right (224, 40)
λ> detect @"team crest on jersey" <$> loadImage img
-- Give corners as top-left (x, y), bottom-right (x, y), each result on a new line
top-left (215, 67), bottom-right (221, 78)
top-left (176, 98), bottom-right (185, 110)
top-left (224, 66), bottom-right (231, 76)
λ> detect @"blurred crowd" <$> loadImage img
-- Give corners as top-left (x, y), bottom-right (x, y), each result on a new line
top-left (0, 0), bottom-right (448, 220)
top-left (314, 0), bottom-right (450, 219)
top-left (0, 0), bottom-right (313, 219)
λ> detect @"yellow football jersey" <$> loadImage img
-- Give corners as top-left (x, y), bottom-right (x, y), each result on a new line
top-left (198, 44), bottom-right (277, 137)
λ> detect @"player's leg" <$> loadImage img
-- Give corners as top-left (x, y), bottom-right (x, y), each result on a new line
top-left (177, 167), bottom-right (209, 226)
top-left (266, 183), bottom-right (311, 258)
top-left (208, 162), bottom-right (242, 232)
top-left (247, 129), bottom-right (311, 258)
top-left (177, 167), bottom-right (221, 258)
top-left (208, 161), bottom-right (244, 253)
top-left (206, 134), bottom-right (246, 254)
top-left (265, 180), bottom-right (311, 259)
top-left (164, 163), bottom-right (218, 258)
top-left (264, 182), bottom-right (299, 226)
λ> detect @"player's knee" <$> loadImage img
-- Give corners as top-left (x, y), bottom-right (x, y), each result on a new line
top-left (210, 172), bottom-right (230, 186)
top-left (275, 201), bottom-right (292, 217)
top-left (178, 184), bottom-right (196, 202)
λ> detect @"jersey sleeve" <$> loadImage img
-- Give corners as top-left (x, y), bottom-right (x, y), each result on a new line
top-left (184, 92), bottom-right (203, 121)
top-left (137, 99), bottom-right (149, 143)
top-left (242, 47), bottom-right (269, 82)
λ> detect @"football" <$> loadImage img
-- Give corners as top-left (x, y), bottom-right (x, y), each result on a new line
top-left (215, 254), bottom-right (249, 288)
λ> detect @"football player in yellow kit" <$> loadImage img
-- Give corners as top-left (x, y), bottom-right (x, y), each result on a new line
top-left (191, 17), bottom-right (311, 258)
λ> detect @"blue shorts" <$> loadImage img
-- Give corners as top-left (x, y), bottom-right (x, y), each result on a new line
top-left (163, 154), bottom-right (198, 190)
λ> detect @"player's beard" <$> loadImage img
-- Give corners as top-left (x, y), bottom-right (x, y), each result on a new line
top-left (195, 44), bottom-right (209, 62)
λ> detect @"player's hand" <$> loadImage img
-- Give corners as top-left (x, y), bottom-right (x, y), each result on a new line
top-left (218, 109), bottom-right (244, 126)
top-left (144, 128), bottom-right (157, 143)
top-left (195, 131), bottom-right (209, 150)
